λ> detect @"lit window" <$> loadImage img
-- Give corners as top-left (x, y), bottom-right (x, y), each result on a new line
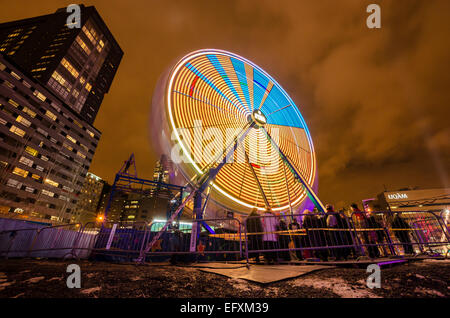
top-left (60, 58), bottom-right (79, 78)
top-left (63, 142), bottom-right (73, 151)
top-left (74, 120), bottom-right (83, 128)
top-left (45, 110), bottom-right (57, 121)
top-left (3, 80), bottom-right (14, 89)
top-left (31, 174), bottom-right (41, 180)
top-left (86, 130), bottom-right (95, 138)
top-left (30, 67), bottom-right (46, 72)
top-left (82, 26), bottom-right (96, 45)
top-left (44, 178), bottom-right (59, 187)
top-left (25, 146), bottom-right (38, 157)
top-left (67, 135), bottom-right (77, 143)
top-left (85, 82), bottom-right (92, 92)
top-left (23, 107), bottom-right (36, 118)
top-left (8, 99), bottom-right (19, 107)
top-left (25, 186), bottom-right (35, 193)
top-left (33, 90), bottom-right (46, 102)
top-left (42, 189), bottom-right (54, 197)
top-left (76, 151), bottom-right (86, 159)
top-left (19, 156), bottom-right (33, 167)
top-left (7, 178), bottom-right (22, 188)
top-left (12, 167), bottom-right (29, 178)
top-left (10, 125), bottom-right (25, 137)
top-left (10, 72), bottom-right (21, 80)
top-left (80, 144), bottom-right (89, 152)
top-left (75, 36), bottom-right (91, 55)
top-left (79, 77), bottom-right (85, 85)
top-left (63, 185), bottom-right (74, 192)
top-left (16, 115), bottom-right (31, 127)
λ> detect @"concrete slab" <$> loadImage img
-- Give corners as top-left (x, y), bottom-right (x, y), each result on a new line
top-left (197, 264), bottom-right (332, 284)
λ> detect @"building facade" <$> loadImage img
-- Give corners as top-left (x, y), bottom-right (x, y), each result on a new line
top-left (74, 172), bottom-right (105, 224)
top-left (363, 187), bottom-right (450, 213)
top-left (0, 5), bottom-right (123, 125)
top-left (0, 6), bottom-right (122, 224)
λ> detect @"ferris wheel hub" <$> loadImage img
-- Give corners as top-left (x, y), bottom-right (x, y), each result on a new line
top-left (250, 109), bottom-right (267, 126)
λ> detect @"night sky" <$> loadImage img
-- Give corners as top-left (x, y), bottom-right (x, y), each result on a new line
top-left (2, 1), bottom-right (449, 209)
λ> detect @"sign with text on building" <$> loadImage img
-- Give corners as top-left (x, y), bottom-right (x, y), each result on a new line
top-left (386, 193), bottom-right (408, 200)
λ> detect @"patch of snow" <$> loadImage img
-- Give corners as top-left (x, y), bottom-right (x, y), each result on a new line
top-left (414, 287), bottom-right (445, 297)
top-left (81, 286), bottom-right (101, 294)
top-left (290, 277), bottom-right (381, 298)
top-left (25, 276), bottom-right (45, 283)
top-left (228, 278), bottom-right (254, 293)
top-left (0, 280), bottom-right (15, 288)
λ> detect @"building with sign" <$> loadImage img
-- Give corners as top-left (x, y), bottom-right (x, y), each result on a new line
top-left (363, 187), bottom-right (450, 214)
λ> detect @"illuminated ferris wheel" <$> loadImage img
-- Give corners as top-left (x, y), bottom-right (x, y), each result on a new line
top-left (164, 49), bottom-right (324, 214)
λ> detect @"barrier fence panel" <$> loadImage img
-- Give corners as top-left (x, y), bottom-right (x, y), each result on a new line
top-left (139, 218), bottom-right (244, 264)
top-left (244, 212), bottom-right (360, 263)
top-left (81, 221), bottom-right (149, 261)
top-left (27, 223), bottom-right (82, 259)
top-left (1, 210), bottom-right (448, 262)
top-left (351, 211), bottom-right (450, 258)
top-left (0, 228), bottom-right (39, 258)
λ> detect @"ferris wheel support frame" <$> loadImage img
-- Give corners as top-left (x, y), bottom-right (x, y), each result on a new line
top-left (139, 123), bottom-right (255, 260)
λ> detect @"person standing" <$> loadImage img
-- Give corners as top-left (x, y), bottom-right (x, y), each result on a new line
top-left (391, 212), bottom-right (414, 255)
top-left (288, 217), bottom-right (303, 260)
top-left (245, 208), bottom-right (264, 263)
top-left (261, 208), bottom-right (279, 264)
top-left (277, 217), bottom-right (290, 261)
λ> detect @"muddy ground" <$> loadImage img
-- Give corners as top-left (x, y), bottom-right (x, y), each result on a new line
top-left (0, 259), bottom-right (448, 298)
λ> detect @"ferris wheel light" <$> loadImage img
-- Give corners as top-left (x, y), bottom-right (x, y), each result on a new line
top-left (165, 49), bottom-right (318, 213)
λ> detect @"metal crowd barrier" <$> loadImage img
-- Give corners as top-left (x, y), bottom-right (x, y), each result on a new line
top-left (137, 217), bottom-right (243, 263)
top-left (244, 212), bottom-right (359, 263)
top-left (0, 210), bottom-right (448, 263)
top-left (350, 210), bottom-right (450, 258)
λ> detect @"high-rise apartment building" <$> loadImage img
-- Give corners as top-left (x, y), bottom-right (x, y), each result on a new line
top-left (0, 5), bottom-right (122, 224)
top-left (0, 5), bottom-right (123, 124)
top-left (74, 172), bottom-right (105, 224)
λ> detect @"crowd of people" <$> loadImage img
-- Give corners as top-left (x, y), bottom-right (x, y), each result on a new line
top-left (245, 203), bottom-right (414, 264)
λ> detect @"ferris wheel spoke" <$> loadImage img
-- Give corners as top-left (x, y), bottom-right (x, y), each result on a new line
top-left (265, 124), bottom-right (311, 154)
top-left (182, 121), bottom-right (246, 130)
top-left (173, 90), bottom-right (245, 119)
top-left (240, 143), bottom-right (270, 209)
top-left (266, 104), bottom-right (292, 117)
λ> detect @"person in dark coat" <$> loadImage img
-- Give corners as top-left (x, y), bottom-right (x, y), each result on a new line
top-left (245, 208), bottom-right (263, 263)
top-left (336, 209), bottom-right (355, 259)
top-left (363, 210), bottom-right (385, 258)
top-left (391, 213), bottom-right (414, 255)
top-left (301, 209), bottom-right (316, 259)
top-left (277, 217), bottom-right (290, 261)
top-left (288, 217), bottom-right (303, 260)
top-left (303, 209), bottom-right (328, 260)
